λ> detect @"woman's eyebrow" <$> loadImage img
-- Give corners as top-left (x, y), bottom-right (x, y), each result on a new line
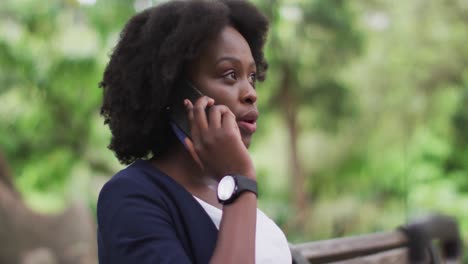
top-left (215, 56), bottom-right (256, 70)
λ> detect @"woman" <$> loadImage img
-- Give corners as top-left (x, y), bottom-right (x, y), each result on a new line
top-left (97, 0), bottom-right (292, 263)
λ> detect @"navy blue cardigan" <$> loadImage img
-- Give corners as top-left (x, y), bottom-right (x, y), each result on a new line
top-left (97, 160), bottom-right (219, 263)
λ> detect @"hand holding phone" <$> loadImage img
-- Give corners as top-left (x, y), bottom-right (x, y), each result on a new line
top-left (168, 80), bottom-right (255, 179)
top-left (184, 96), bottom-right (255, 180)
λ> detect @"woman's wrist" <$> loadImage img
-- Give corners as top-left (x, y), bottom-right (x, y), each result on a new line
top-left (240, 170), bottom-right (256, 181)
top-left (217, 169), bottom-right (256, 181)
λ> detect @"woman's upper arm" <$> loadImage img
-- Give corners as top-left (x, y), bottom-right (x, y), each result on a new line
top-left (97, 176), bottom-right (192, 264)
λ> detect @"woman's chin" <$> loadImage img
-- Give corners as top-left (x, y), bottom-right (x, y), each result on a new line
top-left (242, 135), bottom-right (253, 149)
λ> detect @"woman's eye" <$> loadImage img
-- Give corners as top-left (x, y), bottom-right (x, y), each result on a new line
top-left (225, 71), bottom-right (237, 80)
top-left (249, 73), bottom-right (257, 84)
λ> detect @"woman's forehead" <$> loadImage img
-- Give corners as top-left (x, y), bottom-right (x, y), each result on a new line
top-left (201, 26), bottom-right (255, 65)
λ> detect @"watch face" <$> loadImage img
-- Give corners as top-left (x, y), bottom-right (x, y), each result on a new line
top-left (218, 176), bottom-right (236, 201)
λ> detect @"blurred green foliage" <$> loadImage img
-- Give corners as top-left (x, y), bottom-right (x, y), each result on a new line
top-left (1, 0), bottom-right (467, 259)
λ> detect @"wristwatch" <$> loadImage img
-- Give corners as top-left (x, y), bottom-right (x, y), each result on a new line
top-left (217, 174), bottom-right (257, 205)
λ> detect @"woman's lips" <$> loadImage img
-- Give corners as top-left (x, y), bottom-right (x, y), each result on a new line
top-left (237, 109), bottom-right (259, 134)
top-left (238, 120), bottom-right (257, 134)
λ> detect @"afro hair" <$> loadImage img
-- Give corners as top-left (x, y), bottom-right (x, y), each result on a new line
top-left (100, 0), bottom-right (269, 164)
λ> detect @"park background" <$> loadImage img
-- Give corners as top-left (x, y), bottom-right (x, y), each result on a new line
top-left (1, 0), bottom-right (467, 262)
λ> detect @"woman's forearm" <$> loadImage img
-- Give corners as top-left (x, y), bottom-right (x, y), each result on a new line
top-left (210, 191), bottom-right (257, 264)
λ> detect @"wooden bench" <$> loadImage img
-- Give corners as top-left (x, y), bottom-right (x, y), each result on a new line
top-left (290, 214), bottom-right (463, 264)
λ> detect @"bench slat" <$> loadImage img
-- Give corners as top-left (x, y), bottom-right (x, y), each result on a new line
top-left (329, 248), bottom-right (408, 264)
top-left (291, 231), bottom-right (407, 263)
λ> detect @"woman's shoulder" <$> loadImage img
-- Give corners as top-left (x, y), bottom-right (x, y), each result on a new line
top-left (97, 159), bottom-right (189, 212)
top-left (96, 160), bottom-right (172, 226)
top-left (97, 160), bottom-right (168, 211)
top-left (100, 160), bottom-right (160, 195)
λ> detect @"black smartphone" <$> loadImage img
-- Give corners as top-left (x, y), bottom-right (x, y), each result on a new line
top-left (168, 80), bottom-right (206, 142)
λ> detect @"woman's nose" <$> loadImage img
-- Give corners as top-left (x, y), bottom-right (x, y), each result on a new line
top-left (241, 82), bottom-right (257, 105)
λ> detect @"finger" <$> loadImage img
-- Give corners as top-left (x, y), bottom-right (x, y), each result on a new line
top-left (192, 96), bottom-right (214, 131)
top-left (184, 137), bottom-right (204, 170)
top-left (185, 99), bottom-right (199, 141)
top-left (208, 105), bottom-right (231, 129)
top-left (221, 108), bottom-right (238, 131)
top-left (185, 99), bottom-right (194, 121)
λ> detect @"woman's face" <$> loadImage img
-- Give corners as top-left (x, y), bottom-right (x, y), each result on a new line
top-left (188, 26), bottom-right (258, 148)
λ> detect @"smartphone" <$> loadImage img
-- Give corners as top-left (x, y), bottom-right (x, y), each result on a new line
top-left (168, 80), bottom-right (206, 143)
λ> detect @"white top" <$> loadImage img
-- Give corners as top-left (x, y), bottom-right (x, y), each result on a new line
top-left (194, 196), bottom-right (292, 264)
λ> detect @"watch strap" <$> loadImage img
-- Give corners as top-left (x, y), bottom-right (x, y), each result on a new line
top-left (234, 174), bottom-right (258, 197)
top-left (218, 174), bottom-right (257, 205)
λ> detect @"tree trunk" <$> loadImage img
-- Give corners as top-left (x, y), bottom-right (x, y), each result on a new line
top-left (278, 63), bottom-right (308, 232)
top-left (0, 152), bottom-right (19, 197)
top-left (0, 153), bottom-right (97, 264)
top-left (262, 0), bottom-right (308, 232)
